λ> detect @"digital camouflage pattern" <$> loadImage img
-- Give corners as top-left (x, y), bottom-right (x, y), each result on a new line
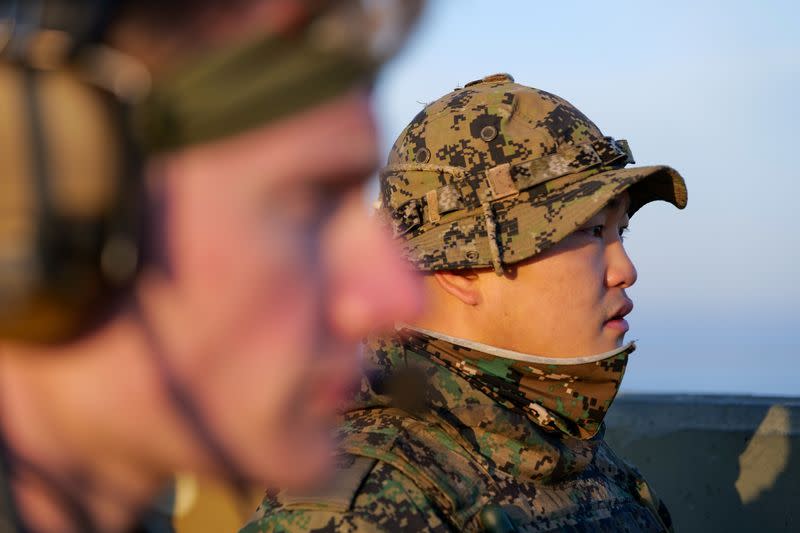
top-left (379, 73), bottom-right (687, 273)
top-left (398, 327), bottom-right (634, 440)
top-left (240, 73), bottom-right (683, 533)
top-left (240, 330), bottom-right (673, 532)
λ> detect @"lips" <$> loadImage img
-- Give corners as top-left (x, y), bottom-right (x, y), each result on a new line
top-left (607, 299), bottom-right (634, 322)
top-left (604, 299), bottom-right (633, 333)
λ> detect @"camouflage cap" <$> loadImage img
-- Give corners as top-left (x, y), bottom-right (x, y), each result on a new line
top-left (379, 73), bottom-right (688, 274)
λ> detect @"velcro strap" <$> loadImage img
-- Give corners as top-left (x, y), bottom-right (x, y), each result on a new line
top-left (425, 184), bottom-right (465, 223)
top-left (486, 163), bottom-right (517, 200)
top-left (385, 137), bottom-right (632, 225)
top-left (435, 184), bottom-right (464, 215)
top-left (389, 199), bottom-right (422, 236)
top-left (614, 139), bottom-right (635, 164)
top-left (389, 184), bottom-right (465, 234)
top-left (425, 190), bottom-right (440, 222)
top-left (502, 136), bottom-right (632, 196)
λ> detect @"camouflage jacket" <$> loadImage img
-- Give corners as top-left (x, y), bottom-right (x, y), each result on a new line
top-left (241, 330), bottom-right (673, 532)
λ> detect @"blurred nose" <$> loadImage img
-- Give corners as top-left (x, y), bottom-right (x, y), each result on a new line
top-left (605, 241), bottom-right (638, 289)
top-left (324, 194), bottom-right (423, 339)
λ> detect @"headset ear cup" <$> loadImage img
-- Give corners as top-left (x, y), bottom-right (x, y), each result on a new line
top-left (0, 64), bottom-right (142, 343)
top-left (0, 64), bottom-right (41, 335)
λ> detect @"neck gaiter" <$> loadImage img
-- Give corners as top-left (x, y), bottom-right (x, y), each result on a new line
top-left (399, 326), bottom-right (634, 440)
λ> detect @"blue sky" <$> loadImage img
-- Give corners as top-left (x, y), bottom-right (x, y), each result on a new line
top-left (373, 0), bottom-right (800, 395)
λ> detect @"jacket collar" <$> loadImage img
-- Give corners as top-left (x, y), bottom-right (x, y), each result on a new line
top-left (355, 329), bottom-right (608, 482)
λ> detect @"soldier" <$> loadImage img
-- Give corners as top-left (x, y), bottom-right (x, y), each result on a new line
top-left (0, 1), bottom-right (423, 532)
top-left (243, 73), bottom-right (688, 532)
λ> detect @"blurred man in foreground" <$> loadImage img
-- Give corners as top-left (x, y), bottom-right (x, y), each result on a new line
top-left (0, 1), bottom-right (422, 531)
top-left (244, 73), bottom-right (687, 532)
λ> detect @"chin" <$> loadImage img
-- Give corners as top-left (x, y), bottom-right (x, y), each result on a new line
top-left (609, 337), bottom-right (627, 352)
top-left (589, 335), bottom-right (623, 355)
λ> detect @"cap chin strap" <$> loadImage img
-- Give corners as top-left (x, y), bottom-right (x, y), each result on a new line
top-left (481, 202), bottom-right (505, 276)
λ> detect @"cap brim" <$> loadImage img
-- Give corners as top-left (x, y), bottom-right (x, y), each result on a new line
top-left (498, 165), bottom-right (687, 265)
top-left (399, 164), bottom-right (686, 271)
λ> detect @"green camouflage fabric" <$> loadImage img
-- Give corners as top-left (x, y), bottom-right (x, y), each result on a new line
top-left (240, 330), bottom-right (673, 532)
top-left (379, 73), bottom-right (688, 273)
top-left (398, 328), bottom-right (633, 440)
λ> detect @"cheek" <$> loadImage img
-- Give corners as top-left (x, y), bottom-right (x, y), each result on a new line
top-left (171, 202), bottom-right (337, 476)
top-left (505, 250), bottom-right (605, 341)
top-left (167, 178), bottom-right (322, 365)
top-left (542, 256), bottom-right (604, 313)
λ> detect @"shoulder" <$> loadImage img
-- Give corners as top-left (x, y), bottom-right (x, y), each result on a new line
top-left (240, 453), bottom-right (450, 533)
top-left (242, 407), bottom-right (491, 532)
top-left (341, 407), bottom-right (492, 524)
top-left (594, 440), bottom-right (674, 531)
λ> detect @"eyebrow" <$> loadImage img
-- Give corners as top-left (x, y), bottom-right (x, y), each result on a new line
top-left (293, 151), bottom-right (378, 189)
top-left (304, 168), bottom-right (375, 193)
top-left (605, 195), bottom-right (631, 213)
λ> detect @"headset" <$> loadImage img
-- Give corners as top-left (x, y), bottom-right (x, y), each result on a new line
top-left (0, 0), bottom-right (425, 344)
top-left (0, 0), bottom-right (144, 343)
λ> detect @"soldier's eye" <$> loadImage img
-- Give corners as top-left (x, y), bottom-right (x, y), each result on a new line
top-left (587, 225), bottom-right (604, 239)
top-left (574, 224), bottom-right (604, 240)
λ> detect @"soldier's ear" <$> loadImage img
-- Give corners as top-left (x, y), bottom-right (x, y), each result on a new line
top-left (432, 270), bottom-right (481, 306)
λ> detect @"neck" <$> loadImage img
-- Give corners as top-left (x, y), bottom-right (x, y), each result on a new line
top-left (406, 291), bottom-right (483, 344)
top-left (0, 311), bottom-right (179, 533)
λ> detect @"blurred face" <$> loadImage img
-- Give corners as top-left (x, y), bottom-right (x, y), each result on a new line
top-left (476, 193), bottom-right (636, 357)
top-left (141, 88), bottom-right (421, 488)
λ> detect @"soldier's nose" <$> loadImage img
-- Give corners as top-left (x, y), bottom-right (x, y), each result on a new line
top-left (605, 241), bottom-right (638, 290)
